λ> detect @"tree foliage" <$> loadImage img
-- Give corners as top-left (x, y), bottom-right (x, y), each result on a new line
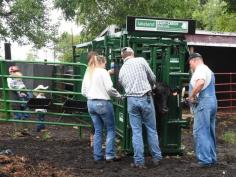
top-left (54, 0), bottom-right (198, 40)
top-left (54, 0), bottom-right (236, 40)
top-left (225, 0), bottom-right (236, 11)
top-left (55, 32), bottom-right (81, 62)
top-left (193, 0), bottom-right (236, 31)
top-left (0, 0), bottom-right (57, 48)
top-left (26, 49), bottom-right (36, 61)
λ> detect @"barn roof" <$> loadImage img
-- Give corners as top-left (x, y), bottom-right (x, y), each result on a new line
top-left (185, 30), bottom-right (236, 47)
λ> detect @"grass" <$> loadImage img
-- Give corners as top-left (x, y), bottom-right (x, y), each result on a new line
top-left (222, 131), bottom-right (236, 144)
top-left (41, 131), bottom-right (52, 140)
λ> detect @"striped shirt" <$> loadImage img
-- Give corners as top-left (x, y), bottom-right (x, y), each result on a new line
top-left (119, 57), bottom-right (156, 96)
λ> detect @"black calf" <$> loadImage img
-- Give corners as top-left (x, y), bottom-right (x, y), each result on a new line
top-left (152, 82), bottom-right (180, 114)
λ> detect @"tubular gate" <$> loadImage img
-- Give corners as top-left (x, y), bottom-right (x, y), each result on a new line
top-left (215, 72), bottom-right (236, 115)
top-left (0, 59), bottom-right (91, 135)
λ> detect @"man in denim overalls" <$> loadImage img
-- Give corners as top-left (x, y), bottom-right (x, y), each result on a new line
top-left (188, 53), bottom-right (217, 167)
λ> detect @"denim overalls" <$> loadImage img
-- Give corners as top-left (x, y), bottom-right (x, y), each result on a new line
top-left (189, 73), bottom-right (217, 165)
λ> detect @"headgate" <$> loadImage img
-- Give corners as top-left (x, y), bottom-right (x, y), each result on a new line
top-left (73, 16), bottom-right (196, 154)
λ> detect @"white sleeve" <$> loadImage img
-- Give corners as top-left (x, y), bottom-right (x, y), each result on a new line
top-left (190, 66), bottom-right (208, 89)
top-left (102, 70), bottom-right (121, 97)
top-left (81, 71), bottom-right (90, 97)
top-left (7, 78), bottom-right (17, 89)
top-left (7, 78), bottom-right (12, 88)
top-left (194, 67), bottom-right (207, 81)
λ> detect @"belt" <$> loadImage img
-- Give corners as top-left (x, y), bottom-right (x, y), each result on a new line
top-left (144, 91), bottom-right (152, 96)
top-left (89, 99), bottom-right (110, 101)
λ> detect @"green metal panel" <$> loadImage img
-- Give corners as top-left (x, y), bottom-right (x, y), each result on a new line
top-left (0, 60), bottom-right (10, 119)
top-left (73, 16), bottom-right (193, 155)
top-left (0, 60), bottom-right (91, 130)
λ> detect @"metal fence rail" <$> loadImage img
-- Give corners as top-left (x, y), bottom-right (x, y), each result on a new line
top-left (215, 72), bottom-right (236, 115)
top-left (0, 59), bottom-right (91, 130)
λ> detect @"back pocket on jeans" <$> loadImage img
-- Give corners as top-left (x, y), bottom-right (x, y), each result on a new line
top-left (96, 102), bottom-right (107, 115)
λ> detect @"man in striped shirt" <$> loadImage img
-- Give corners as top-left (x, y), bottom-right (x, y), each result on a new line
top-left (119, 47), bottom-right (162, 168)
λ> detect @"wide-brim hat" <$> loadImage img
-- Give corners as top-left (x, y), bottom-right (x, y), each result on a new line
top-left (33, 85), bottom-right (48, 96)
top-left (34, 85), bottom-right (48, 91)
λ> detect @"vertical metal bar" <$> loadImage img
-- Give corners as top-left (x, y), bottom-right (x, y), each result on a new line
top-left (163, 47), bottom-right (171, 83)
top-left (122, 34), bottom-right (128, 47)
top-left (72, 46), bottom-right (76, 63)
top-left (104, 36), bottom-right (109, 58)
top-left (151, 47), bottom-right (157, 76)
top-left (179, 42), bottom-right (186, 72)
top-left (0, 60), bottom-right (10, 119)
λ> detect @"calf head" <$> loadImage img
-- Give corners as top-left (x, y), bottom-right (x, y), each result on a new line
top-left (152, 82), bottom-right (180, 114)
top-left (152, 82), bottom-right (171, 114)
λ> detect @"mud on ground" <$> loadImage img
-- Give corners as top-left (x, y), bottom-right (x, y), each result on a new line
top-left (0, 115), bottom-right (235, 177)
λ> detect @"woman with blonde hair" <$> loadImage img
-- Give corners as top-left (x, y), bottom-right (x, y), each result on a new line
top-left (81, 52), bottom-right (121, 165)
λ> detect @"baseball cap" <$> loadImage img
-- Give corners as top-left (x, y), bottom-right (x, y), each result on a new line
top-left (188, 53), bottom-right (202, 61)
top-left (9, 66), bottom-right (20, 73)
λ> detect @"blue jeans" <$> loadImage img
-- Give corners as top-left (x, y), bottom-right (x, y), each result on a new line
top-left (15, 92), bottom-right (32, 120)
top-left (127, 95), bottom-right (162, 165)
top-left (15, 100), bottom-right (30, 131)
top-left (15, 111), bottom-right (30, 120)
top-left (192, 97), bottom-right (217, 165)
top-left (87, 99), bottom-right (116, 161)
top-left (15, 101), bottom-right (30, 121)
top-left (36, 112), bottom-right (45, 132)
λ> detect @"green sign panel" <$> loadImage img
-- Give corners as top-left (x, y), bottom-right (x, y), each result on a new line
top-left (135, 18), bottom-right (189, 33)
top-left (135, 19), bottom-right (157, 31)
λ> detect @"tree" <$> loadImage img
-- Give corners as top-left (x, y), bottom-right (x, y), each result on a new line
top-left (225, 0), bottom-right (236, 11)
top-left (54, 0), bottom-right (236, 39)
top-left (55, 32), bottom-right (81, 62)
top-left (193, 0), bottom-right (236, 31)
top-left (54, 0), bottom-right (198, 40)
top-left (0, 0), bottom-right (57, 48)
top-left (26, 49), bottom-right (37, 61)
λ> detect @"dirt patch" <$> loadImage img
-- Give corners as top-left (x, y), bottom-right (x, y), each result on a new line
top-left (0, 115), bottom-right (235, 177)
